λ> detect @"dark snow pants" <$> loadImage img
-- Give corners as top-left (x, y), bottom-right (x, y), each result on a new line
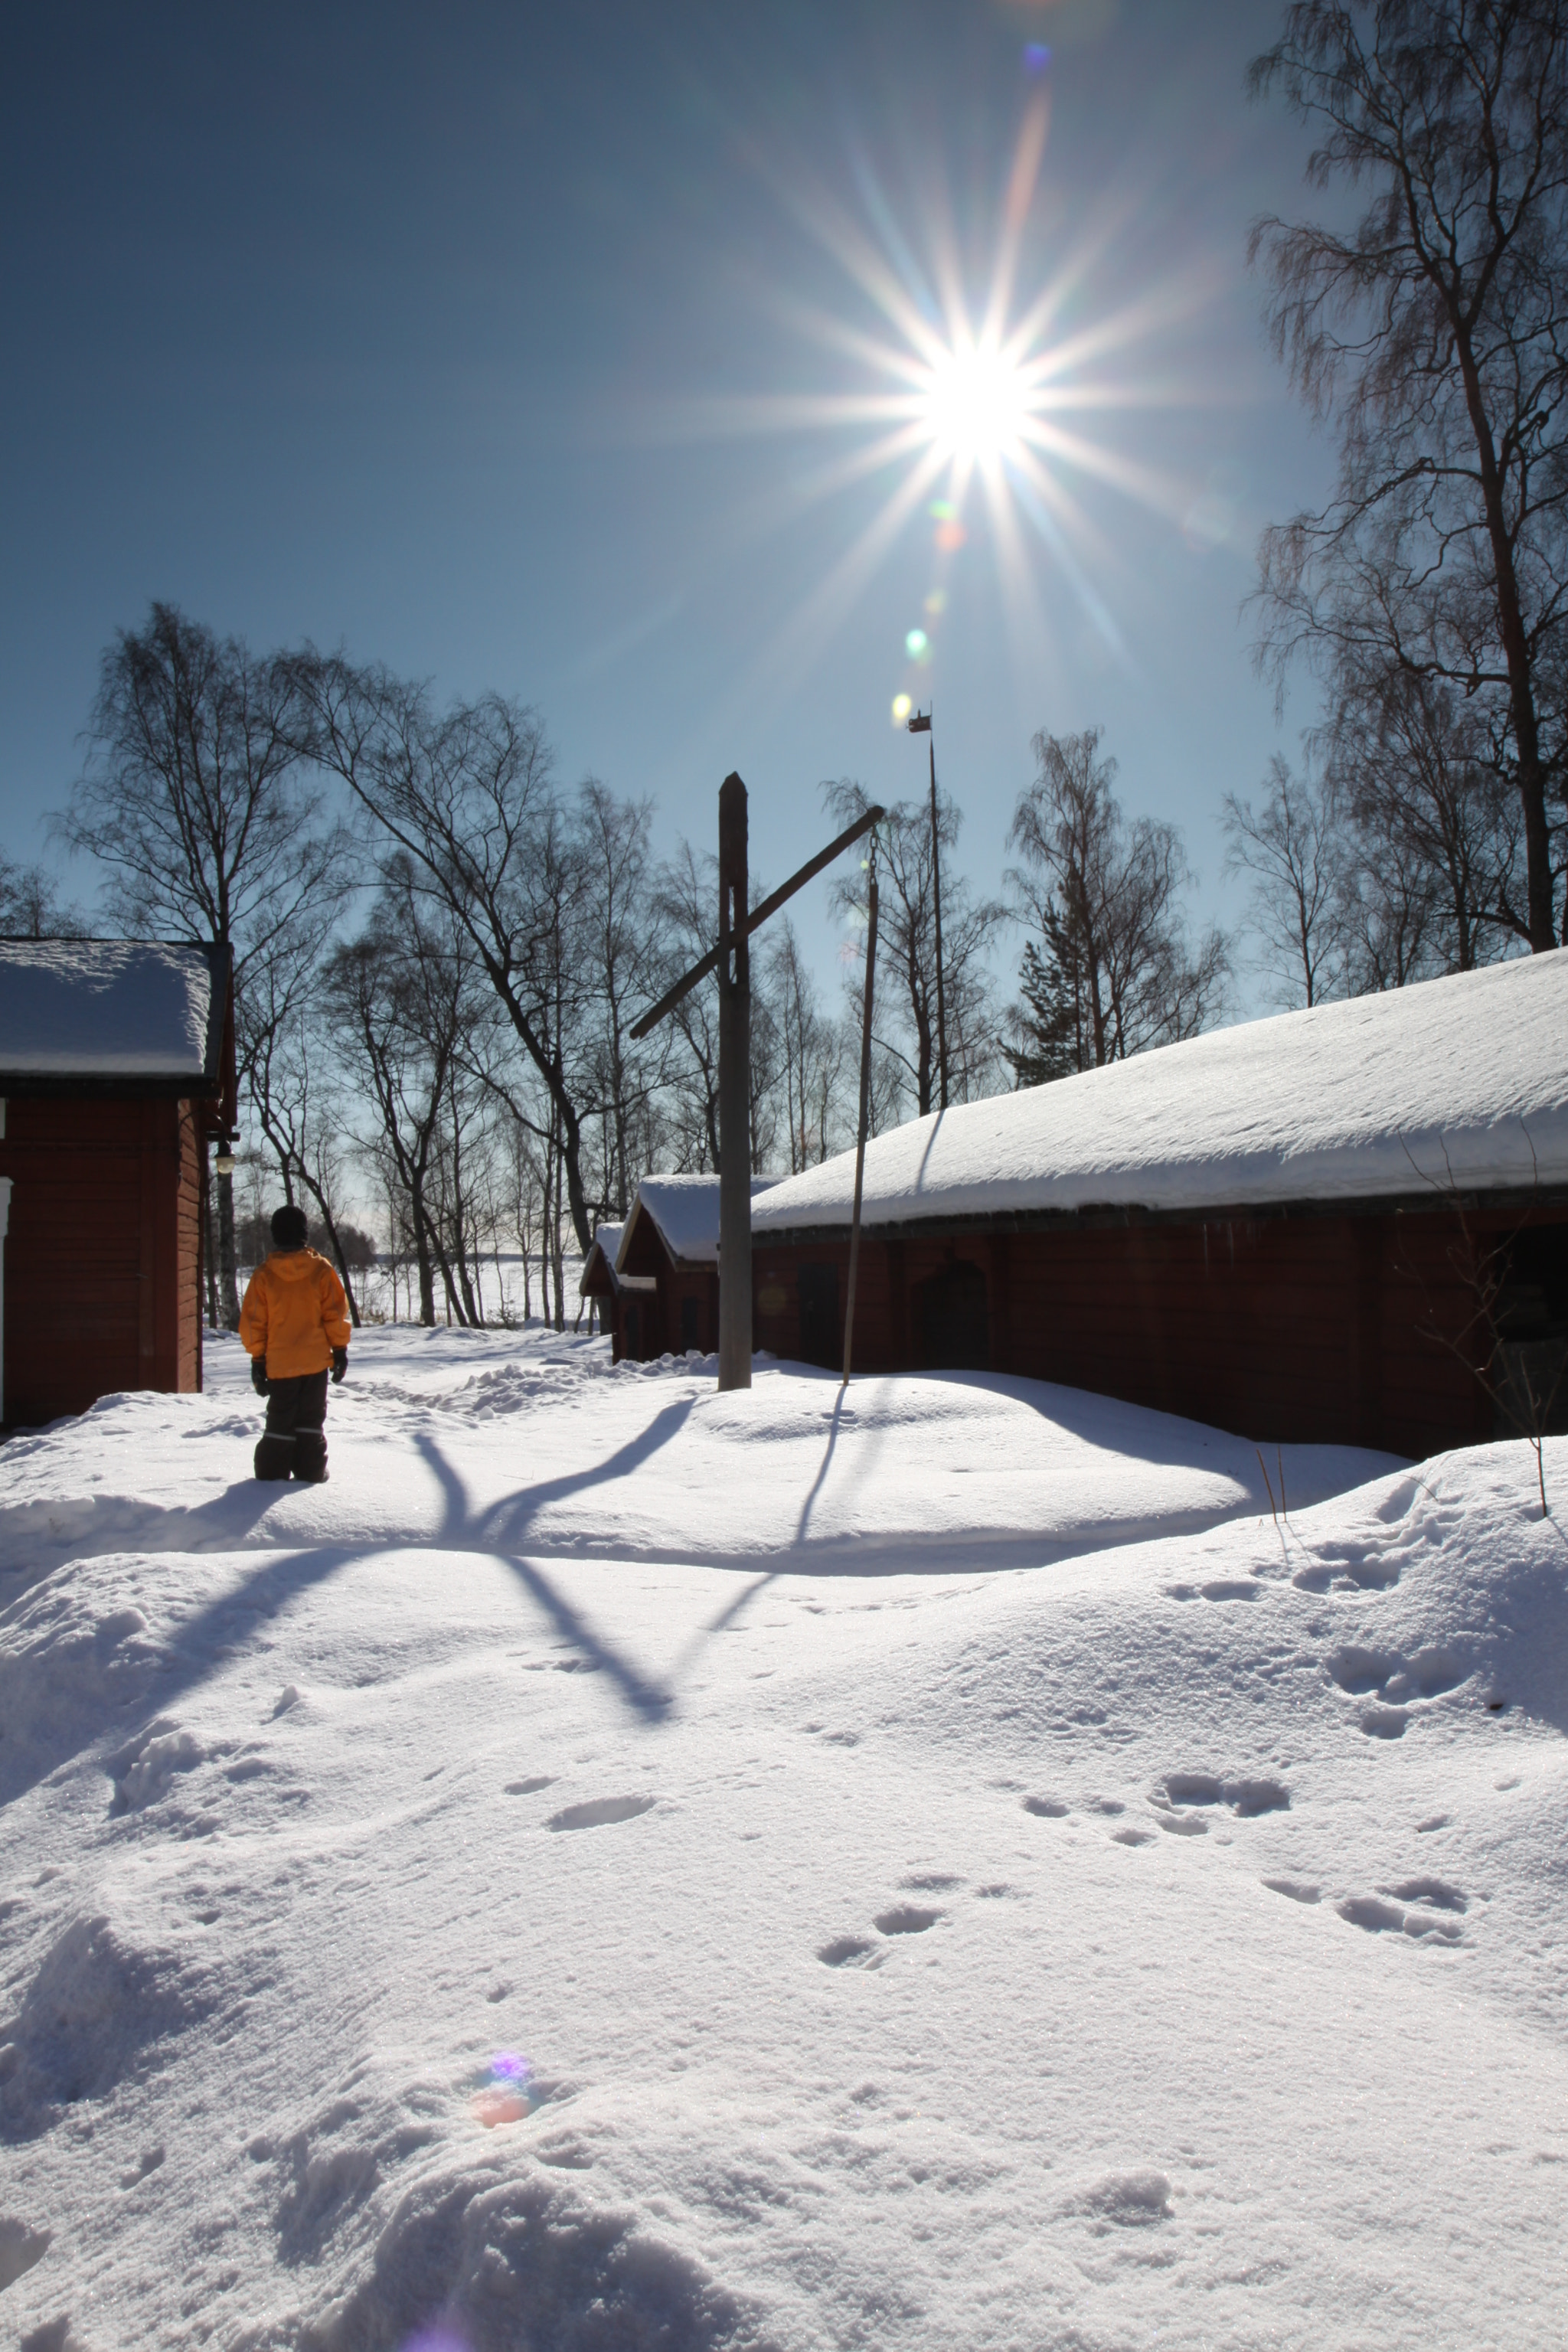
top-left (255, 1370), bottom-right (330, 1483)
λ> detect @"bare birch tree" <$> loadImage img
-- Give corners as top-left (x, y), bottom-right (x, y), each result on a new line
top-left (296, 657), bottom-right (602, 1256)
top-left (63, 604), bottom-right (344, 1324)
top-left (824, 779), bottom-right (1004, 1116)
top-left (1223, 757), bottom-right (1349, 1006)
top-left (1249, 1), bottom-right (1568, 950)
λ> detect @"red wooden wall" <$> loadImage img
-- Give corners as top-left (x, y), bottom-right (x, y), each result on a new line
top-left (752, 1203), bottom-right (1565, 1459)
top-left (608, 1268), bottom-right (720, 1361)
top-left (612, 1214), bottom-right (721, 1361)
top-left (1, 1096), bottom-right (204, 1426)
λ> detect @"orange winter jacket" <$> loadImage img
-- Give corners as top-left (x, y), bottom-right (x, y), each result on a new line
top-left (239, 1249), bottom-right (351, 1378)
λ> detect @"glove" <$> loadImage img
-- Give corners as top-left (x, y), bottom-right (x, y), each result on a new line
top-left (250, 1357), bottom-right (269, 1396)
top-left (331, 1348), bottom-right (348, 1385)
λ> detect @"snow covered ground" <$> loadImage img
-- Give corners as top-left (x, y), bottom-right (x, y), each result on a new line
top-left (2, 1328), bottom-right (1566, 2350)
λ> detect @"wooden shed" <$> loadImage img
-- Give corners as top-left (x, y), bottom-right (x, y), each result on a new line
top-left (0, 939), bottom-right (236, 1429)
top-left (578, 1221), bottom-right (656, 1351)
top-left (609, 1175), bottom-right (776, 1363)
top-left (750, 954), bottom-right (1568, 1462)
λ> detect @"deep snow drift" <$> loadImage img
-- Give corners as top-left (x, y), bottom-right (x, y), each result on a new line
top-left (2, 1326), bottom-right (1566, 2350)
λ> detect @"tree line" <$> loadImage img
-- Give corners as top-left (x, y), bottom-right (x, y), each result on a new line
top-left (2, 0), bottom-right (1563, 1326)
top-left (3, 610), bottom-right (1227, 1328)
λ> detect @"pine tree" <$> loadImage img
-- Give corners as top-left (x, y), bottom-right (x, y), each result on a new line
top-left (1003, 916), bottom-right (1086, 1088)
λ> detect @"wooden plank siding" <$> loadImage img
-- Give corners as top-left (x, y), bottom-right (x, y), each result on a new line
top-left (1, 1095), bottom-right (206, 1426)
top-left (753, 1201), bottom-right (1563, 1459)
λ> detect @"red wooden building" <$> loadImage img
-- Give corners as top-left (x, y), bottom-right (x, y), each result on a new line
top-left (750, 954), bottom-right (1568, 1461)
top-left (0, 940), bottom-right (236, 1429)
top-left (578, 1222), bottom-right (655, 1351)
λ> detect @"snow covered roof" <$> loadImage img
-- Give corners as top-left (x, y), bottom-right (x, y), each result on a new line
top-left (753, 952), bottom-right (1568, 1237)
top-left (580, 1223), bottom-right (655, 1295)
top-left (0, 939), bottom-right (231, 1096)
top-left (618, 1173), bottom-right (779, 1271)
top-left (580, 1223), bottom-right (625, 1292)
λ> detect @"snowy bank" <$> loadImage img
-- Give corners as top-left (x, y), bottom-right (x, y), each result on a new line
top-left (2, 1327), bottom-right (1566, 2349)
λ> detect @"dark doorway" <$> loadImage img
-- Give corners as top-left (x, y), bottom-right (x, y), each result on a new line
top-left (916, 1259), bottom-right (989, 1370)
top-left (622, 1301), bottom-right (641, 1359)
top-left (797, 1264), bottom-right (840, 1369)
top-left (681, 1294), bottom-right (700, 1352)
top-left (1495, 1223), bottom-right (1568, 1436)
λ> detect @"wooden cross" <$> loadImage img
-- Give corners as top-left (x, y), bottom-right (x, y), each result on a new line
top-left (631, 774), bottom-right (883, 1391)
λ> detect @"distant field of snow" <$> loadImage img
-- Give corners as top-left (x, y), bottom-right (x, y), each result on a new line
top-left (250, 1258), bottom-right (591, 1336)
top-left (2, 1327), bottom-right (1565, 2349)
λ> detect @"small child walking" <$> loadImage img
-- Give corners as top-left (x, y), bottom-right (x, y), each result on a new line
top-left (239, 1204), bottom-right (351, 1483)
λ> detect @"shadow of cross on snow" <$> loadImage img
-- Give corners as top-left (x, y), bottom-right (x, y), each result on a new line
top-left (415, 1426), bottom-right (678, 1722)
top-left (2, 1409), bottom-right (700, 1806)
top-left (459, 1399), bottom-right (698, 1563)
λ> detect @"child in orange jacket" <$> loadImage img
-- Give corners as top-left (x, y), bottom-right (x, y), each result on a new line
top-left (239, 1204), bottom-right (352, 1483)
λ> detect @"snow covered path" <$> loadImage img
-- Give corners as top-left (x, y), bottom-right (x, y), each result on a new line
top-left (2, 1330), bottom-right (1566, 2350)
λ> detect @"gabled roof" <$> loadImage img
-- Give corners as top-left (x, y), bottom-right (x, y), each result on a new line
top-left (752, 950), bottom-right (1568, 1238)
top-left (580, 1223), bottom-right (655, 1297)
top-left (580, 1223), bottom-right (624, 1297)
top-left (0, 939), bottom-right (233, 1099)
top-left (618, 1173), bottom-right (779, 1272)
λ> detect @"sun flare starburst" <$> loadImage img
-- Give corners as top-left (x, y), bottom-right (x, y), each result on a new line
top-left (660, 69), bottom-right (1212, 730)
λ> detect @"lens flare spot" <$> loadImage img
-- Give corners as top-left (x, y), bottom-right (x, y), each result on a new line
top-left (928, 498), bottom-right (958, 521)
top-left (1024, 42), bottom-right (1052, 75)
top-left (923, 590), bottom-right (946, 616)
top-left (903, 628), bottom-right (929, 658)
top-left (934, 520), bottom-right (967, 552)
top-left (891, 693), bottom-right (913, 724)
top-left (470, 2050), bottom-right (534, 2128)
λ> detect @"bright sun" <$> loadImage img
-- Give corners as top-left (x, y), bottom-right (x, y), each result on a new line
top-left (665, 77), bottom-right (1187, 715)
top-left (917, 341), bottom-right (1033, 466)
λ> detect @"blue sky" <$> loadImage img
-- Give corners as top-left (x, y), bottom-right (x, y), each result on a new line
top-left (1, 0), bottom-right (1334, 1010)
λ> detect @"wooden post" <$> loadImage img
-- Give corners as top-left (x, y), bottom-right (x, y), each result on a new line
top-left (628, 786), bottom-right (881, 1395)
top-left (718, 772), bottom-right (752, 1391)
top-left (841, 852), bottom-right (879, 1385)
top-left (929, 732), bottom-right (948, 1112)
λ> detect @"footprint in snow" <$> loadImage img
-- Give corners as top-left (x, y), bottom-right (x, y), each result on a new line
top-left (818, 1936), bottom-right (883, 1969)
top-left (1338, 1893), bottom-right (1462, 1942)
top-left (1292, 1541), bottom-right (1403, 1593)
top-left (0, 2217), bottom-right (51, 2290)
top-left (505, 1776), bottom-right (554, 1796)
top-left (1067, 2168), bottom-right (1174, 2230)
top-left (1327, 1644), bottom-right (1463, 1701)
top-left (1156, 1772), bottom-right (1290, 1821)
top-left (546, 1795), bottom-right (656, 1833)
top-left (873, 1905), bottom-right (941, 1936)
top-left (1022, 1796), bottom-right (1069, 1819)
top-left (1385, 1875), bottom-right (1468, 1914)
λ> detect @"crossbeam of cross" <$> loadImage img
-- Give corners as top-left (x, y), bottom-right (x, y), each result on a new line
top-left (630, 775), bottom-right (884, 1390)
